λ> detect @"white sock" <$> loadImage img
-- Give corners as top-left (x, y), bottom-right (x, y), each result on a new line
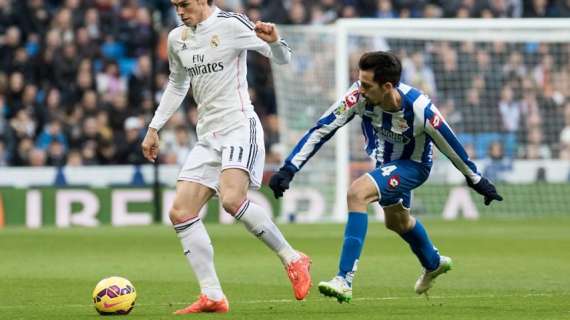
top-left (235, 200), bottom-right (301, 265)
top-left (174, 217), bottom-right (224, 301)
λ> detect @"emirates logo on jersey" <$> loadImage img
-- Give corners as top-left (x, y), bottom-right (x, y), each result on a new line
top-left (210, 35), bottom-right (220, 48)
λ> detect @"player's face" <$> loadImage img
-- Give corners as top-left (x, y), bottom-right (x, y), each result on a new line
top-left (358, 70), bottom-right (385, 105)
top-left (171, 0), bottom-right (207, 26)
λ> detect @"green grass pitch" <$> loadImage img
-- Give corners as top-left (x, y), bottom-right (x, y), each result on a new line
top-left (1, 218), bottom-right (569, 319)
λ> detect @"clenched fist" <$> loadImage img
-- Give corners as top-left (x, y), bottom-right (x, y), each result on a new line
top-left (141, 128), bottom-right (160, 163)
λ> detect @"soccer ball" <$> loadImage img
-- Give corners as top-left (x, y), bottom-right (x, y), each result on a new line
top-left (92, 276), bottom-right (137, 315)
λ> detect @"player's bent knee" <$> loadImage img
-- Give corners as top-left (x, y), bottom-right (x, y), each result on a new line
top-left (347, 177), bottom-right (378, 208)
top-left (347, 188), bottom-right (367, 206)
top-left (385, 219), bottom-right (409, 234)
top-left (383, 203), bottom-right (414, 234)
top-left (169, 206), bottom-right (198, 225)
top-left (220, 193), bottom-right (246, 216)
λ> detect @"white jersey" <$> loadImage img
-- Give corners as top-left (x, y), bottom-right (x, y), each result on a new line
top-left (149, 6), bottom-right (291, 139)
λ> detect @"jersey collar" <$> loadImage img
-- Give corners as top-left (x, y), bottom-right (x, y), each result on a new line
top-left (197, 6), bottom-right (220, 30)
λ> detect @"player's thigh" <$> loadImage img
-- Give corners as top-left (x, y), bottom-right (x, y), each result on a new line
top-left (368, 160), bottom-right (430, 208)
top-left (220, 115), bottom-right (265, 190)
top-left (178, 141), bottom-right (221, 193)
top-left (170, 180), bottom-right (215, 224)
top-left (219, 168), bottom-right (250, 213)
top-left (383, 202), bottom-right (413, 233)
top-left (348, 174), bottom-right (380, 205)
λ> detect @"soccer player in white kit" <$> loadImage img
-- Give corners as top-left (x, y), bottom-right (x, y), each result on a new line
top-left (141, 0), bottom-right (311, 314)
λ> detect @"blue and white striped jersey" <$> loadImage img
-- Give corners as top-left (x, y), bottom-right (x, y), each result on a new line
top-left (284, 81), bottom-right (481, 183)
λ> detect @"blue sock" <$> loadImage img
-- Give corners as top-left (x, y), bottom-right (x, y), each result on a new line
top-left (400, 219), bottom-right (440, 271)
top-left (337, 212), bottom-right (368, 285)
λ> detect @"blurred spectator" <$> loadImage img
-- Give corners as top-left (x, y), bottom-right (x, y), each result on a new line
top-left (401, 51), bottom-right (437, 98)
top-left (523, 0), bottom-right (558, 17)
top-left (121, 7), bottom-right (154, 57)
top-left (46, 140), bottom-right (66, 166)
top-left (376, 0), bottom-right (398, 18)
top-left (108, 94), bottom-right (130, 133)
top-left (54, 43), bottom-right (80, 90)
top-left (0, 26), bottom-right (21, 72)
top-left (524, 127), bottom-right (551, 159)
top-left (560, 101), bottom-right (570, 160)
top-left (264, 114), bottom-right (280, 164)
top-left (173, 125), bottom-right (192, 166)
top-left (28, 148), bottom-right (47, 166)
top-left (116, 116), bottom-right (145, 165)
top-left (96, 60), bottom-right (127, 103)
top-left (287, 2), bottom-right (308, 24)
top-left (128, 55), bottom-right (152, 108)
top-left (483, 141), bottom-right (512, 183)
top-left (81, 140), bottom-right (98, 165)
top-left (498, 85), bottom-right (521, 150)
top-left (0, 140), bottom-right (7, 166)
top-left (559, 0), bottom-right (570, 17)
top-left (66, 149), bottom-right (83, 166)
top-left (36, 120), bottom-right (67, 150)
top-left (6, 71), bottom-right (25, 115)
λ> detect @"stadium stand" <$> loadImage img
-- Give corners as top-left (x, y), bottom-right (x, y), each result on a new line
top-left (1, 0), bottom-right (569, 169)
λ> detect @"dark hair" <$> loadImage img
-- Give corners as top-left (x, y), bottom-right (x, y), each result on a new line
top-left (208, 0), bottom-right (213, 5)
top-left (358, 51), bottom-right (402, 87)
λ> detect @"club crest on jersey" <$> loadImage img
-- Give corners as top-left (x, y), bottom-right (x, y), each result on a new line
top-left (393, 118), bottom-right (409, 132)
top-left (210, 35), bottom-right (220, 48)
top-left (388, 175), bottom-right (400, 189)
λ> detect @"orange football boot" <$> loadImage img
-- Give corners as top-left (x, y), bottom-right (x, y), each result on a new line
top-left (174, 295), bottom-right (229, 314)
top-left (286, 252), bottom-right (312, 300)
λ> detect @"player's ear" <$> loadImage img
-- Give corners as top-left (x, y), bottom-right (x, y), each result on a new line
top-left (382, 82), bottom-right (393, 91)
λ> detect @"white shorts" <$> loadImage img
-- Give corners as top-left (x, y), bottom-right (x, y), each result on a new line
top-left (178, 114), bottom-right (265, 193)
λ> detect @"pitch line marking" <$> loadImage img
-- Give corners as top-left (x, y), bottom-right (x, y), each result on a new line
top-left (0, 293), bottom-right (565, 309)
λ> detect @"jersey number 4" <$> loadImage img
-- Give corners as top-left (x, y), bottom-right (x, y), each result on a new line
top-left (381, 165), bottom-right (397, 176)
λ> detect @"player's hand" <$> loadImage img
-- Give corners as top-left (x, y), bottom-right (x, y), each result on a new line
top-left (269, 166), bottom-right (295, 198)
top-left (466, 176), bottom-right (503, 206)
top-left (255, 21), bottom-right (279, 43)
top-left (141, 128), bottom-right (160, 163)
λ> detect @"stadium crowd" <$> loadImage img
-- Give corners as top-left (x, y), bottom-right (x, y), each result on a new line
top-left (1, 0), bottom-right (569, 168)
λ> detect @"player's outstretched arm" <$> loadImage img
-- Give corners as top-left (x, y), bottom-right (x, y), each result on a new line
top-left (423, 104), bottom-right (503, 205)
top-left (141, 128), bottom-right (160, 163)
top-left (254, 21), bottom-right (279, 43)
top-left (231, 15), bottom-right (291, 64)
top-left (269, 84), bottom-right (362, 199)
top-left (269, 164), bottom-right (297, 198)
top-left (465, 176), bottom-right (503, 206)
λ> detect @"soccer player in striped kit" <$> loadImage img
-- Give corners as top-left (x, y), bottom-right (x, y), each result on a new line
top-left (142, 0), bottom-right (311, 313)
top-left (269, 51), bottom-right (502, 303)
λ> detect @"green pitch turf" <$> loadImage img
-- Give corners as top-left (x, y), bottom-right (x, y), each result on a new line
top-left (1, 218), bottom-right (569, 319)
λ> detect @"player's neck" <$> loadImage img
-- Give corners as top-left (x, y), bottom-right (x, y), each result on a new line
top-left (380, 90), bottom-right (401, 112)
top-left (188, 5), bottom-right (214, 28)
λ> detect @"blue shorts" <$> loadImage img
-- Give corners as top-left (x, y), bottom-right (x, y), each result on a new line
top-left (367, 160), bottom-right (430, 208)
